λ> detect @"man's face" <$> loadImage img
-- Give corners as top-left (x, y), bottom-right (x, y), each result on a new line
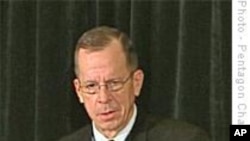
top-left (73, 39), bottom-right (144, 135)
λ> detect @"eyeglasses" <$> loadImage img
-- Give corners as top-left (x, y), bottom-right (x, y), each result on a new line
top-left (78, 71), bottom-right (135, 95)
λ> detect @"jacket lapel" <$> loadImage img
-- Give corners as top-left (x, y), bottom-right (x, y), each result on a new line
top-left (79, 124), bottom-right (93, 141)
top-left (125, 107), bottom-right (147, 141)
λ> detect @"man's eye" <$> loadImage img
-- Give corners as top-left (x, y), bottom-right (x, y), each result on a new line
top-left (108, 81), bottom-right (120, 86)
top-left (85, 83), bottom-right (97, 89)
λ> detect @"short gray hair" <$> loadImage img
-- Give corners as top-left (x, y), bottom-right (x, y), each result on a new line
top-left (74, 26), bottom-right (138, 76)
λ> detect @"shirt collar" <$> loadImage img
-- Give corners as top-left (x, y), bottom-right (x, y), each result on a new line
top-left (92, 104), bottom-right (137, 141)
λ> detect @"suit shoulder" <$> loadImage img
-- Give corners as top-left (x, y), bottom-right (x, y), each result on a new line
top-left (148, 116), bottom-right (199, 130)
top-left (58, 125), bottom-right (91, 141)
top-left (146, 116), bottom-right (210, 141)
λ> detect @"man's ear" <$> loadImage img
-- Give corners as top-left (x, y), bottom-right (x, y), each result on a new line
top-left (133, 69), bottom-right (144, 97)
top-left (73, 79), bottom-right (84, 103)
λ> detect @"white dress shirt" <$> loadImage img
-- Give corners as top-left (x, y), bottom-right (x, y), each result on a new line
top-left (92, 104), bottom-right (137, 141)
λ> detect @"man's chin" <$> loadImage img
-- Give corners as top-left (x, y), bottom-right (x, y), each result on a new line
top-left (97, 122), bottom-right (119, 131)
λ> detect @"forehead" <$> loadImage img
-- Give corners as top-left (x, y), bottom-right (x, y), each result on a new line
top-left (77, 40), bottom-right (129, 75)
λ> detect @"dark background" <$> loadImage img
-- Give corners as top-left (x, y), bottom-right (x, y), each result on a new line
top-left (0, 0), bottom-right (231, 141)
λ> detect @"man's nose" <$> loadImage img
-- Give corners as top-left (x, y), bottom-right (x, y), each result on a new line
top-left (97, 85), bottom-right (111, 104)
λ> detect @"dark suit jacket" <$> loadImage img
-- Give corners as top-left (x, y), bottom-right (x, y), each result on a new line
top-left (59, 110), bottom-right (210, 141)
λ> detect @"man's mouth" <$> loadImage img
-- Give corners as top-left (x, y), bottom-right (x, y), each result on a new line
top-left (98, 110), bottom-right (116, 121)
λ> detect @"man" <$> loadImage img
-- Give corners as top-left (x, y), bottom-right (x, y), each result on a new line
top-left (60, 26), bottom-right (210, 141)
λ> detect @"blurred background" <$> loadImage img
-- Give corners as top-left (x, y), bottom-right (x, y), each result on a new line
top-left (0, 0), bottom-right (231, 141)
